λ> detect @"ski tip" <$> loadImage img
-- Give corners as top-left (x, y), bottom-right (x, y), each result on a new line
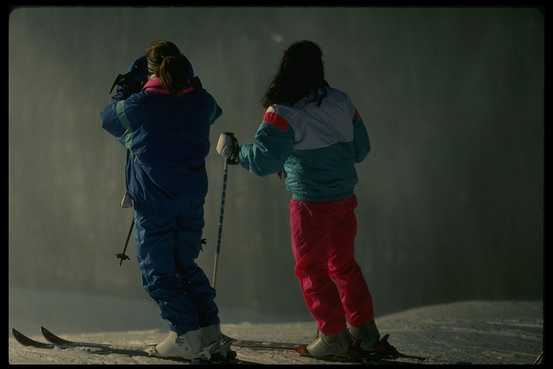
top-left (40, 326), bottom-right (73, 345)
top-left (12, 328), bottom-right (29, 341)
top-left (40, 326), bottom-right (56, 339)
top-left (12, 328), bottom-right (25, 343)
top-left (12, 328), bottom-right (54, 348)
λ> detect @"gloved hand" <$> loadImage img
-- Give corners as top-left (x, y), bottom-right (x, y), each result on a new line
top-left (110, 56), bottom-right (149, 99)
top-left (216, 132), bottom-right (240, 164)
top-left (126, 56), bottom-right (149, 92)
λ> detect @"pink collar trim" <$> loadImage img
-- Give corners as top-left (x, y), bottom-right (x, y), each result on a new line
top-left (143, 77), bottom-right (194, 95)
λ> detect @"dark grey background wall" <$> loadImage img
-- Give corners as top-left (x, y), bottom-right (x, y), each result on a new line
top-left (9, 7), bottom-right (543, 323)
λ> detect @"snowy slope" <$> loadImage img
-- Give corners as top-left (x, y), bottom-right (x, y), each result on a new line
top-left (9, 296), bottom-right (542, 365)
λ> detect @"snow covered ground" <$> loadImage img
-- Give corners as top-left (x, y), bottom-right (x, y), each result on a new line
top-left (9, 288), bottom-right (542, 364)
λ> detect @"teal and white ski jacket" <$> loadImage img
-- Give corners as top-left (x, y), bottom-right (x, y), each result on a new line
top-left (239, 86), bottom-right (370, 202)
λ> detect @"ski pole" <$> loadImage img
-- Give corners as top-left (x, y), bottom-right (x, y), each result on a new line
top-left (116, 218), bottom-right (134, 266)
top-left (211, 158), bottom-right (229, 288)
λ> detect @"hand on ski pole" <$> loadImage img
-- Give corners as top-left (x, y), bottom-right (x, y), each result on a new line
top-left (216, 132), bottom-right (240, 165)
top-left (212, 132), bottom-right (237, 288)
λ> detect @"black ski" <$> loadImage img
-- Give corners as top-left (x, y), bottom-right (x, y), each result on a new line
top-left (41, 326), bottom-right (111, 349)
top-left (225, 333), bottom-right (426, 365)
top-left (223, 334), bottom-right (301, 351)
top-left (355, 334), bottom-right (426, 362)
top-left (12, 328), bottom-right (55, 349)
top-left (13, 328), bottom-right (259, 365)
top-left (296, 345), bottom-right (426, 365)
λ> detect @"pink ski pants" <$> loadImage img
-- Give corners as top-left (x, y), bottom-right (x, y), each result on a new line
top-left (289, 195), bottom-right (375, 335)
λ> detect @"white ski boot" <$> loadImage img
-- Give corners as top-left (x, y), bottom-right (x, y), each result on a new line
top-left (148, 329), bottom-right (211, 361)
top-left (349, 321), bottom-right (381, 352)
top-left (306, 329), bottom-right (352, 358)
top-left (200, 324), bottom-right (234, 360)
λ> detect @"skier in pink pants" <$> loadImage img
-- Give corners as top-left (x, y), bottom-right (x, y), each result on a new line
top-left (216, 40), bottom-right (380, 358)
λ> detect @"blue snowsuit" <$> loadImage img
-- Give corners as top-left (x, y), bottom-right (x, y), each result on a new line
top-left (101, 61), bottom-right (222, 335)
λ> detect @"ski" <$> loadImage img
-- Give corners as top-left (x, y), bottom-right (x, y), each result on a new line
top-left (14, 326), bottom-right (426, 365)
top-left (295, 344), bottom-right (426, 365)
top-left (225, 333), bottom-right (426, 365)
top-left (12, 328), bottom-right (55, 349)
top-left (354, 334), bottom-right (426, 362)
top-left (13, 328), bottom-right (259, 365)
top-left (41, 326), bottom-right (112, 349)
top-left (534, 352), bottom-right (543, 365)
top-left (223, 334), bottom-right (301, 351)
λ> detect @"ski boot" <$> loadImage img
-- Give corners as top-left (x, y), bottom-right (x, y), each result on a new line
top-left (305, 329), bottom-right (352, 359)
top-left (147, 329), bottom-right (212, 363)
top-left (200, 324), bottom-right (236, 363)
top-left (350, 322), bottom-right (408, 361)
top-left (349, 321), bottom-right (381, 352)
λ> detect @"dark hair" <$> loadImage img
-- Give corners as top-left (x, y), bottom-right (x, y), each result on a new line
top-left (145, 40), bottom-right (194, 94)
top-left (262, 40), bottom-right (327, 108)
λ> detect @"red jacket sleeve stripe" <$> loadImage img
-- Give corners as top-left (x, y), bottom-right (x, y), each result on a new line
top-left (263, 111), bottom-right (289, 132)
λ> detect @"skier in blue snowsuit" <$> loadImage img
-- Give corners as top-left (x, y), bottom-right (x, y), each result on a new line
top-left (100, 41), bottom-right (229, 361)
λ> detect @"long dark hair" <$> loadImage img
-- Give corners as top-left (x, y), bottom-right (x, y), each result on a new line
top-left (145, 40), bottom-right (195, 94)
top-left (262, 40), bottom-right (328, 108)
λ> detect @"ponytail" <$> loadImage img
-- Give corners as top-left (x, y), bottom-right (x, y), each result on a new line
top-left (145, 40), bottom-right (195, 94)
top-left (159, 55), bottom-right (195, 94)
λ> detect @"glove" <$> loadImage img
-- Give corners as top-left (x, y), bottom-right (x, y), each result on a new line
top-left (110, 56), bottom-right (149, 99)
top-left (126, 56), bottom-right (149, 93)
top-left (216, 132), bottom-right (240, 164)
